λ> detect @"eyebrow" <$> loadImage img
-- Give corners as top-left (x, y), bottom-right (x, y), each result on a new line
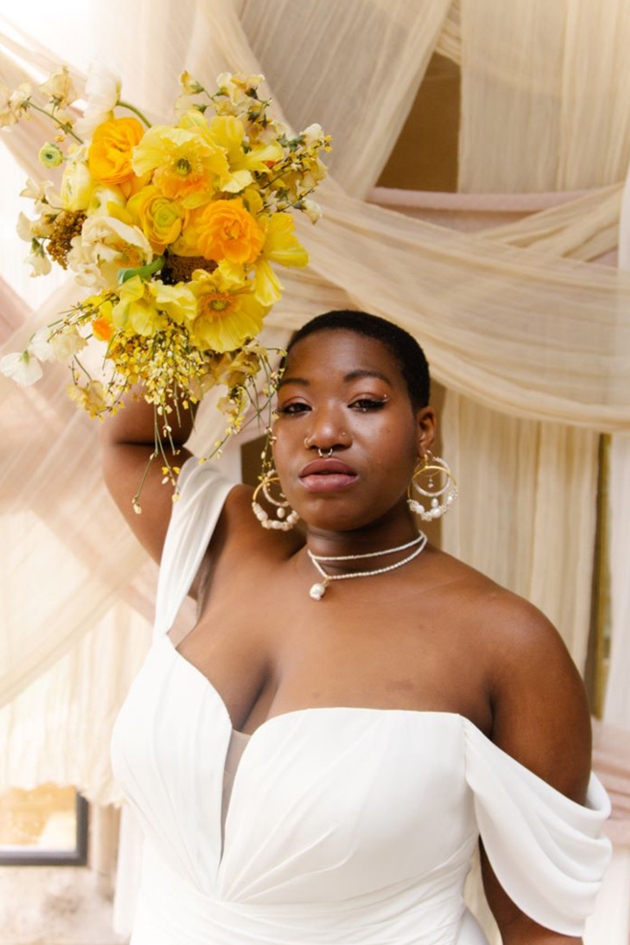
top-left (278, 369), bottom-right (393, 389)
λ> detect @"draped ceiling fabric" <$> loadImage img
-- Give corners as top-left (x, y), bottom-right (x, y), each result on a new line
top-left (1, 1), bottom-right (629, 936)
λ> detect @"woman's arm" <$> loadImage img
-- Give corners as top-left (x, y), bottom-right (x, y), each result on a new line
top-left (481, 595), bottom-right (593, 945)
top-left (100, 389), bottom-right (196, 563)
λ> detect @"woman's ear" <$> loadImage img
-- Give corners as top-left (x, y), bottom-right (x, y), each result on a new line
top-left (416, 406), bottom-right (436, 457)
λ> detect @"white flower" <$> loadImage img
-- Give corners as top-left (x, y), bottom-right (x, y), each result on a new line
top-left (39, 66), bottom-right (78, 108)
top-left (0, 350), bottom-right (43, 386)
top-left (301, 123), bottom-right (324, 148)
top-left (50, 326), bottom-right (88, 360)
top-left (88, 184), bottom-right (126, 216)
top-left (25, 247), bottom-right (52, 276)
top-left (29, 327), bottom-right (56, 362)
top-left (302, 199), bottom-right (322, 224)
top-left (16, 212), bottom-right (34, 241)
top-left (75, 62), bottom-right (121, 137)
top-left (0, 82), bottom-right (16, 126)
top-left (67, 215), bottom-right (152, 288)
top-left (9, 83), bottom-right (31, 119)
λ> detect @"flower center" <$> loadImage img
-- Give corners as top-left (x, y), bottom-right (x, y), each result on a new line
top-left (174, 157), bottom-right (192, 177)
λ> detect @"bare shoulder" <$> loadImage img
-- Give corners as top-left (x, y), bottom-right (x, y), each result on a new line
top-left (429, 550), bottom-right (591, 802)
top-left (478, 579), bottom-right (591, 803)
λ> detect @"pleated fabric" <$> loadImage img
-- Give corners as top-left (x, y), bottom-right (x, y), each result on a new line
top-left (110, 459), bottom-right (611, 944)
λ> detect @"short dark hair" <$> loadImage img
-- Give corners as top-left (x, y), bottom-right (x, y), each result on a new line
top-left (286, 310), bottom-right (430, 409)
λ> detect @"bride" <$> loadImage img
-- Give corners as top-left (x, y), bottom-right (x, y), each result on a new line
top-left (104, 310), bottom-right (610, 945)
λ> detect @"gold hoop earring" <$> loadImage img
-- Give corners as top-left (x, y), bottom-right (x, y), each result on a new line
top-left (251, 432), bottom-right (299, 531)
top-left (407, 451), bottom-right (458, 521)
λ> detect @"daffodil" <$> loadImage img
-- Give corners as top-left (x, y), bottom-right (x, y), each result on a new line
top-left (253, 213), bottom-right (308, 306)
top-left (206, 115), bottom-right (283, 193)
top-left (187, 264), bottom-right (268, 352)
top-left (112, 276), bottom-right (196, 336)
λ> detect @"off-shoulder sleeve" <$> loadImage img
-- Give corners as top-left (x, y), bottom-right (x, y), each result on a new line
top-left (463, 719), bottom-right (612, 936)
top-left (153, 458), bottom-right (236, 639)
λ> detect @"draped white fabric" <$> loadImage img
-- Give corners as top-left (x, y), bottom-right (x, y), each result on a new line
top-left (1, 1), bottom-right (629, 939)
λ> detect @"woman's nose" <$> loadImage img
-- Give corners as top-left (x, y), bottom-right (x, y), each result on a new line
top-left (304, 411), bottom-right (351, 451)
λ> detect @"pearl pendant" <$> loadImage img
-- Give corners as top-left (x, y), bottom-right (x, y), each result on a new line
top-left (309, 582), bottom-right (327, 600)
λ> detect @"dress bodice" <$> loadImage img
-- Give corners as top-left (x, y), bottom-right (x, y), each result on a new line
top-left (111, 459), bottom-right (612, 945)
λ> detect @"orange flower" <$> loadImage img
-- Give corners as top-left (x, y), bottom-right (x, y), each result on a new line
top-left (92, 316), bottom-right (114, 341)
top-left (196, 198), bottom-right (264, 265)
top-left (88, 117), bottom-right (145, 185)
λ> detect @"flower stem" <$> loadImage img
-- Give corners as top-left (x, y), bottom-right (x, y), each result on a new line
top-left (28, 101), bottom-right (83, 143)
top-left (118, 100), bottom-right (152, 128)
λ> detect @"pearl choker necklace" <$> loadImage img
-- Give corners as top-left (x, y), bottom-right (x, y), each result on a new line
top-left (307, 531), bottom-right (428, 600)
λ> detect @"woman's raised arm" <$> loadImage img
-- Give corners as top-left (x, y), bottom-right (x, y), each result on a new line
top-left (100, 390), bottom-right (196, 563)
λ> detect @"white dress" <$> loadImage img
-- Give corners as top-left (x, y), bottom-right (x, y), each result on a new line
top-left (111, 460), bottom-right (612, 945)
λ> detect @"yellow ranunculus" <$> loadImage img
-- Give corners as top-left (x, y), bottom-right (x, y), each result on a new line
top-left (88, 117), bottom-right (145, 185)
top-left (187, 265), bottom-right (268, 352)
top-left (131, 124), bottom-right (229, 207)
top-left (128, 185), bottom-right (187, 252)
top-left (196, 198), bottom-right (265, 265)
top-left (253, 213), bottom-right (308, 306)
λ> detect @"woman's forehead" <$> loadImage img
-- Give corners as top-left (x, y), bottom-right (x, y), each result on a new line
top-left (284, 329), bottom-right (402, 379)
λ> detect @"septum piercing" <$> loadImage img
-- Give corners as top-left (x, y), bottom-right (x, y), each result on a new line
top-left (317, 447), bottom-right (334, 458)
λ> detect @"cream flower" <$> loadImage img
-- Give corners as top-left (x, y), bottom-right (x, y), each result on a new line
top-left (66, 215), bottom-right (152, 288)
top-left (25, 246), bottom-right (52, 276)
top-left (49, 326), bottom-right (88, 360)
top-left (29, 327), bottom-right (56, 362)
top-left (0, 350), bottom-right (43, 386)
top-left (75, 63), bottom-right (121, 137)
top-left (39, 66), bottom-right (78, 108)
top-left (61, 151), bottom-right (95, 211)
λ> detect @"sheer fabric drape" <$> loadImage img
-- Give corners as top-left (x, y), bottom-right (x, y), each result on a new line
top-left (1, 1), bottom-right (629, 937)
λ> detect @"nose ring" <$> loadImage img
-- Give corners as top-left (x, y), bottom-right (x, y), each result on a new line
top-left (318, 447), bottom-right (334, 458)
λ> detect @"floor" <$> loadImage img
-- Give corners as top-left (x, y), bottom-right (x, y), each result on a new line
top-left (0, 865), bottom-right (127, 945)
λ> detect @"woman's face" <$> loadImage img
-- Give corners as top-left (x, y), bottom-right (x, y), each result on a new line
top-left (272, 329), bottom-right (434, 533)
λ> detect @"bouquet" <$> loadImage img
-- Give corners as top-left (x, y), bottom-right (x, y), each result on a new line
top-left (0, 65), bottom-right (330, 505)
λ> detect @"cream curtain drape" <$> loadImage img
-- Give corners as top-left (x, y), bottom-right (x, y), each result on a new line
top-left (1, 1), bottom-right (629, 937)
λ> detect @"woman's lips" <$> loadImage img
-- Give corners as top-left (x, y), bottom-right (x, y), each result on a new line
top-left (299, 458), bottom-right (359, 492)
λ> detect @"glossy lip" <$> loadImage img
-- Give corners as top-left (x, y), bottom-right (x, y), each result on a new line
top-left (298, 458), bottom-right (359, 493)
top-left (299, 458), bottom-right (357, 477)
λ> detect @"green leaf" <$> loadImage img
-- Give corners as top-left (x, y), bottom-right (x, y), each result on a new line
top-left (117, 255), bottom-right (165, 285)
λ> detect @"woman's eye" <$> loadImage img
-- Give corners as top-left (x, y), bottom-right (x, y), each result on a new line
top-left (276, 402), bottom-right (311, 415)
top-left (350, 398), bottom-right (387, 412)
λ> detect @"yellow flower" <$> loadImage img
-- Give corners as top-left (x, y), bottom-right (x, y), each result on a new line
top-left (196, 198), bottom-right (265, 265)
top-left (88, 117), bottom-right (145, 185)
top-left (127, 185), bottom-right (187, 252)
top-left (112, 277), bottom-right (196, 336)
top-left (253, 213), bottom-right (308, 306)
top-left (90, 298), bottom-right (115, 341)
top-left (39, 142), bottom-right (64, 168)
top-left (67, 379), bottom-right (108, 417)
top-left (61, 154), bottom-right (94, 211)
top-left (206, 115), bottom-right (283, 193)
top-left (112, 276), bottom-right (167, 336)
top-left (187, 265), bottom-right (268, 352)
top-left (131, 124), bottom-right (229, 207)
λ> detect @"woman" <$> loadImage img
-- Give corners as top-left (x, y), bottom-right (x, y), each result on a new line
top-left (105, 310), bottom-right (611, 945)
